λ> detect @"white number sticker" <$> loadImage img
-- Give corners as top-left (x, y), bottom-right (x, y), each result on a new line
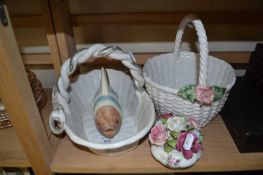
top-left (183, 133), bottom-right (194, 151)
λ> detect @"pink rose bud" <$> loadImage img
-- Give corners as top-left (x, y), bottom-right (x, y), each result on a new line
top-left (149, 124), bottom-right (169, 146)
top-left (188, 117), bottom-right (201, 130)
top-left (159, 113), bottom-right (173, 119)
top-left (195, 86), bottom-right (214, 105)
top-left (176, 132), bottom-right (202, 160)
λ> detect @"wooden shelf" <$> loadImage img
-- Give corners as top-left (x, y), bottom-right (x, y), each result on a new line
top-left (51, 116), bottom-right (263, 173)
top-left (40, 89), bottom-right (61, 149)
top-left (0, 89), bottom-right (53, 168)
top-left (0, 126), bottom-right (29, 167)
top-left (40, 89), bottom-right (52, 138)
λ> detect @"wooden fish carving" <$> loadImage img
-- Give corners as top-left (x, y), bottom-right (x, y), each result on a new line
top-left (93, 68), bottom-right (122, 138)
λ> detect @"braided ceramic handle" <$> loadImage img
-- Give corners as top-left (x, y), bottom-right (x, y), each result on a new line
top-left (174, 14), bottom-right (209, 86)
top-left (50, 44), bottom-right (144, 134)
top-left (58, 44), bottom-right (145, 103)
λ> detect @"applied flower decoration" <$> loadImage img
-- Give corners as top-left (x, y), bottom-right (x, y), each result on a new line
top-left (149, 114), bottom-right (203, 160)
top-left (149, 124), bottom-right (169, 146)
top-left (178, 85), bottom-right (226, 106)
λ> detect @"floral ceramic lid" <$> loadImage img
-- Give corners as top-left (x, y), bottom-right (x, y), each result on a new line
top-left (149, 113), bottom-right (203, 168)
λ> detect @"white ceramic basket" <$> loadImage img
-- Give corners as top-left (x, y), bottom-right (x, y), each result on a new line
top-left (49, 44), bottom-right (155, 156)
top-left (143, 14), bottom-right (236, 127)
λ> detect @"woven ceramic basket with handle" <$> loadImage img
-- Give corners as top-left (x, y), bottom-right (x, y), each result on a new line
top-left (143, 14), bottom-right (236, 127)
top-left (49, 44), bottom-right (155, 156)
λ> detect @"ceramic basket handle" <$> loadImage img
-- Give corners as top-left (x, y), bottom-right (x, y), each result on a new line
top-left (58, 44), bottom-right (145, 103)
top-left (50, 44), bottom-right (144, 134)
top-left (173, 14), bottom-right (209, 86)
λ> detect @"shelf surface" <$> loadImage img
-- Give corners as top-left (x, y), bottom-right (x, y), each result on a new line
top-left (0, 126), bottom-right (30, 167)
top-left (51, 116), bottom-right (263, 173)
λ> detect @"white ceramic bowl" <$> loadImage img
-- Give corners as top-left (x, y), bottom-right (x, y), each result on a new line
top-left (64, 69), bottom-right (155, 155)
top-left (50, 44), bottom-right (156, 156)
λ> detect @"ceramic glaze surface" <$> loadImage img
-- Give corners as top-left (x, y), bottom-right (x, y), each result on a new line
top-left (151, 145), bottom-right (202, 168)
top-left (92, 68), bottom-right (122, 138)
top-left (143, 15), bottom-right (236, 127)
top-left (143, 52), bottom-right (236, 127)
top-left (62, 69), bottom-right (154, 155)
top-left (144, 52), bottom-right (235, 93)
top-left (49, 44), bottom-right (155, 156)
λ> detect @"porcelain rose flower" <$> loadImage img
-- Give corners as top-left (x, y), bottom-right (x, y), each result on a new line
top-left (149, 124), bottom-right (169, 146)
top-left (176, 131), bottom-right (202, 159)
top-left (187, 117), bottom-right (201, 130)
top-left (159, 113), bottom-right (173, 119)
top-left (195, 86), bottom-right (214, 105)
top-left (148, 113), bottom-right (203, 169)
top-left (167, 116), bottom-right (186, 131)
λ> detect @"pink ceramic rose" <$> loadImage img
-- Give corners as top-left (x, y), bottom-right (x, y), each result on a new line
top-left (149, 124), bottom-right (169, 146)
top-left (176, 131), bottom-right (202, 159)
top-left (159, 113), bottom-right (173, 119)
top-left (188, 117), bottom-right (201, 130)
top-left (195, 86), bottom-right (214, 105)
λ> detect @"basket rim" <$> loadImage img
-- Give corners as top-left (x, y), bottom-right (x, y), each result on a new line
top-left (63, 92), bottom-right (155, 150)
top-left (143, 51), bottom-right (236, 94)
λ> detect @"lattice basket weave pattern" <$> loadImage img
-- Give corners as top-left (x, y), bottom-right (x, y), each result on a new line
top-left (143, 15), bottom-right (236, 127)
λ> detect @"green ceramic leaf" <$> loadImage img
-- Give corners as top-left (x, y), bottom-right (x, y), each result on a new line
top-left (186, 124), bottom-right (195, 131)
top-left (167, 139), bottom-right (177, 148)
top-left (212, 86), bottom-right (226, 101)
top-left (199, 135), bottom-right (203, 143)
top-left (162, 118), bottom-right (168, 125)
top-left (178, 85), bottom-right (196, 103)
top-left (164, 143), bottom-right (174, 153)
top-left (170, 131), bottom-right (180, 139)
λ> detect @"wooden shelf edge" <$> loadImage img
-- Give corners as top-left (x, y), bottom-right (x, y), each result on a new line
top-left (50, 116), bottom-right (263, 173)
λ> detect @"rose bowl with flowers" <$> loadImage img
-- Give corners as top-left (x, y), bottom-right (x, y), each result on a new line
top-left (149, 113), bottom-right (203, 169)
